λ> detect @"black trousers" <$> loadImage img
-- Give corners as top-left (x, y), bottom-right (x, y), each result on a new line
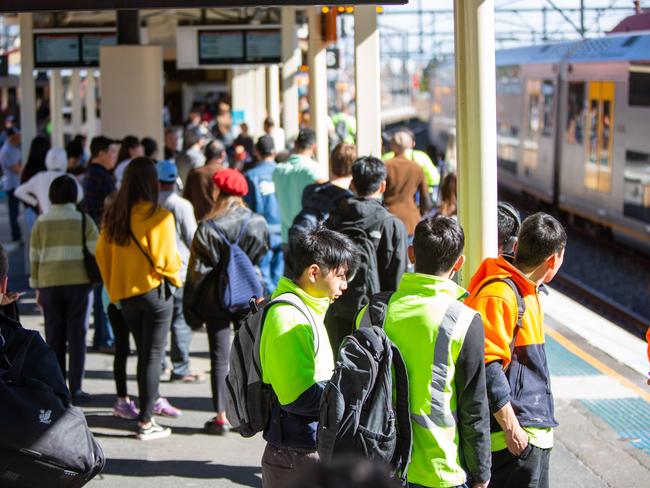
top-left (205, 317), bottom-right (243, 413)
top-left (40, 284), bottom-right (92, 394)
top-left (121, 287), bottom-right (173, 422)
top-left (6, 189), bottom-right (21, 241)
top-left (489, 445), bottom-right (551, 488)
top-left (107, 304), bottom-right (130, 398)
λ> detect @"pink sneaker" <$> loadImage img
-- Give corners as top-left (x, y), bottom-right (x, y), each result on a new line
top-left (113, 398), bottom-right (139, 420)
top-left (153, 397), bottom-right (182, 418)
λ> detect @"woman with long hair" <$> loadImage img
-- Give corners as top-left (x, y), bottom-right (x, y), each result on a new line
top-left (19, 135), bottom-right (50, 231)
top-left (184, 169), bottom-right (268, 435)
top-left (437, 171), bottom-right (457, 218)
top-left (96, 157), bottom-right (182, 440)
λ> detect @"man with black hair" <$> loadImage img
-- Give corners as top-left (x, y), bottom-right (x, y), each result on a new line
top-left (497, 202), bottom-right (521, 257)
top-left (177, 127), bottom-right (207, 183)
top-left (183, 139), bottom-right (226, 221)
top-left (355, 215), bottom-right (491, 488)
top-left (260, 226), bottom-right (358, 487)
top-left (82, 135), bottom-right (118, 353)
top-left (325, 156), bottom-right (408, 350)
top-left (466, 213), bottom-right (567, 488)
top-left (273, 128), bottom-right (326, 260)
top-left (245, 135), bottom-right (283, 294)
top-left (142, 137), bottom-right (159, 161)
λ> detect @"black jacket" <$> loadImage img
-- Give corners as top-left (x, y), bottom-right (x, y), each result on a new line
top-left (183, 205), bottom-right (269, 327)
top-left (326, 197), bottom-right (408, 292)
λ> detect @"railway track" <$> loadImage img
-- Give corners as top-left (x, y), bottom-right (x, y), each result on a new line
top-left (552, 272), bottom-right (649, 338)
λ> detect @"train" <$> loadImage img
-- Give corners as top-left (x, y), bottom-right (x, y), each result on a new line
top-left (427, 29), bottom-right (650, 250)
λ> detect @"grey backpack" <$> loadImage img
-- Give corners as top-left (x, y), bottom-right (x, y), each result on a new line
top-left (225, 293), bottom-right (318, 438)
top-left (318, 292), bottom-right (412, 484)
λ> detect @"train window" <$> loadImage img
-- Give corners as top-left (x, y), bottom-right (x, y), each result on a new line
top-left (566, 82), bottom-right (585, 144)
top-left (542, 80), bottom-right (554, 137)
top-left (629, 69), bottom-right (650, 107)
top-left (623, 150), bottom-right (650, 224)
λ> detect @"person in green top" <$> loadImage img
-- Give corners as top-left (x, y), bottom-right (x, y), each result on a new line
top-left (382, 129), bottom-right (441, 197)
top-left (259, 226), bottom-right (359, 488)
top-left (356, 216), bottom-right (491, 488)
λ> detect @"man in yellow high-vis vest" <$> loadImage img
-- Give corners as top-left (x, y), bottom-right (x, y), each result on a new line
top-left (357, 215), bottom-right (491, 488)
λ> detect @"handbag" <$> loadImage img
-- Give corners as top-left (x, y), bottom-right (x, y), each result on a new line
top-left (128, 227), bottom-right (176, 300)
top-left (0, 329), bottom-right (105, 486)
top-left (80, 211), bottom-right (102, 285)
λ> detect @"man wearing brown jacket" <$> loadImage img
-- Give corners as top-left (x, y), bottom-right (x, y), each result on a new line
top-left (183, 140), bottom-right (226, 221)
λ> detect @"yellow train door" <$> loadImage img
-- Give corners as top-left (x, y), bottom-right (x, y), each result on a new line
top-left (584, 81), bottom-right (615, 193)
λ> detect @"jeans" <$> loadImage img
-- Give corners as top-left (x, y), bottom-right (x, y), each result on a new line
top-left (108, 303), bottom-right (130, 398)
top-left (25, 207), bottom-right (38, 235)
top-left (39, 284), bottom-right (92, 394)
top-left (261, 443), bottom-right (319, 488)
top-left (206, 317), bottom-right (243, 413)
top-left (259, 234), bottom-right (284, 295)
top-left (7, 189), bottom-right (21, 241)
top-left (121, 287), bottom-right (173, 422)
top-left (489, 445), bottom-right (551, 488)
top-left (162, 287), bottom-right (193, 378)
top-left (92, 285), bottom-right (114, 349)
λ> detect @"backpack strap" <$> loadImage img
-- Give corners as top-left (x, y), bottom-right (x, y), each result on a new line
top-left (390, 341), bottom-right (412, 484)
top-left (128, 227), bottom-right (156, 270)
top-left (268, 292), bottom-right (320, 355)
top-left (477, 277), bottom-right (525, 361)
top-left (358, 291), bottom-right (394, 329)
top-left (235, 210), bottom-right (254, 245)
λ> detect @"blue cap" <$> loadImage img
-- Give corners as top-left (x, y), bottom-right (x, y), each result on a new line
top-left (157, 160), bottom-right (178, 183)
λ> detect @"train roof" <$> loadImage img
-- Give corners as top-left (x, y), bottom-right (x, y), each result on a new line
top-left (495, 33), bottom-right (650, 66)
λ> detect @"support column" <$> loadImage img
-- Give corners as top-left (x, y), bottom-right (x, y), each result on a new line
top-left (19, 13), bottom-right (36, 161)
top-left (253, 65), bottom-right (267, 138)
top-left (232, 67), bottom-right (254, 135)
top-left (85, 72), bottom-right (97, 141)
top-left (99, 46), bottom-right (164, 150)
top-left (308, 6), bottom-right (329, 175)
top-left (354, 5), bottom-right (381, 157)
top-left (49, 70), bottom-right (64, 147)
top-left (266, 64), bottom-right (280, 127)
top-left (71, 70), bottom-right (83, 136)
top-left (281, 6), bottom-right (300, 145)
top-left (453, 0), bottom-right (498, 285)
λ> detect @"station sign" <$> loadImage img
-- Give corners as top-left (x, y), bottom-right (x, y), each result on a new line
top-left (33, 29), bottom-right (116, 68)
top-left (3, 1), bottom-right (406, 13)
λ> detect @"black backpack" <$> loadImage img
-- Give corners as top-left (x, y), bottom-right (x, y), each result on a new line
top-left (318, 292), bottom-right (412, 484)
top-left (0, 327), bottom-right (105, 487)
top-left (326, 222), bottom-right (382, 322)
top-left (226, 293), bottom-right (318, 438)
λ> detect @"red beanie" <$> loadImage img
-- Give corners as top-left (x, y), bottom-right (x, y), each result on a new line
top-left (212, 168), bottom-right (248, 197)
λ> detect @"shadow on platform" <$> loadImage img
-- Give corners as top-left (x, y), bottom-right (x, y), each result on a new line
top-left (100, 459), bottom-right (262, 486)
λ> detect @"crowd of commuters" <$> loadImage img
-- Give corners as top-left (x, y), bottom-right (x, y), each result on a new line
top-left (0, 107), bottom-right (568, 488)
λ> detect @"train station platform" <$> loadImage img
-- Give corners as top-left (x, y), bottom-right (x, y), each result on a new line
top-left (1, 204), bottom-right (649, 487)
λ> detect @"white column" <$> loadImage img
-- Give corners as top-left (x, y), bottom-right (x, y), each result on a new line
top-left (266, 64), bottom-right (281, 126)
top-left (85, 72), bottom-right (97, 141)
top-left (232, 67), bottom-right (254, 134)
top-left (19, 13), bottom-right (36, 161)
top-left (354, 5), bottom-right (381, 157)
top-left (281, 6), bottom-right (300, 144)
top-left (253, 65), bottom-right (267, 138)
top-left (453, 0), bottom-right (498, 286)
top-left (49, 70), bottom-right (64, 147)
top-left (70, 70), bottom-right (83, 136)
top-left (100, 46), bottom-right (164, 150)
top-left (308, 6), bottom-right (329, 175)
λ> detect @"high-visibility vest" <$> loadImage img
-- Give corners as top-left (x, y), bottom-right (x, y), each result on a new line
top-left (380, 280), bottom-right (476, 488)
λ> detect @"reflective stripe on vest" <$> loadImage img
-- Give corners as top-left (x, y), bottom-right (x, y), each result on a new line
top-left (411, 299), bottom-right (477, 430)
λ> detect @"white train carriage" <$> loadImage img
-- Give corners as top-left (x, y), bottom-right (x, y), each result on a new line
top-left (428, 32), bottom-right (650, 248)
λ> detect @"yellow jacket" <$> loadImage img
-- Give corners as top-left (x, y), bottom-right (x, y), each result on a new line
top-left (96, 202), bottom-right (182, 303)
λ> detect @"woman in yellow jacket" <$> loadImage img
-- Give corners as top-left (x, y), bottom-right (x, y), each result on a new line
top-left (96, 157), bottom-right (182, 440)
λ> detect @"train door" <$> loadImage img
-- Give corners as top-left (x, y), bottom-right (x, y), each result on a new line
top-left (523, 79), bottom-right (555, 176)
top-left (583, 81), bottom-right (614, 193)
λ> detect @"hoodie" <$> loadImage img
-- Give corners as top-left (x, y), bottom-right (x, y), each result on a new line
top-left (465, 256), bottom-right (557, 450)
top-left (14, 147), bottom-right (83, 214)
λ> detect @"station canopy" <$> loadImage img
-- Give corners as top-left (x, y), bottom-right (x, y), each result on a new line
top-left (4, 0), bottom-right (407, 13)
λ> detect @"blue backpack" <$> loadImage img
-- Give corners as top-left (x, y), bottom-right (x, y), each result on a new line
top-left (209, 211), bottom-right (264, 314)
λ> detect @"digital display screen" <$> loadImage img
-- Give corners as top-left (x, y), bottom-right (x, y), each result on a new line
top-left (81, 33), bottom-right (116, 64)
top-left (198, 30), bottom-right (245, 65)
top-left (34, 34), bottom-right (80, 67)
top-left (245, 30), bottom-right (281, 63)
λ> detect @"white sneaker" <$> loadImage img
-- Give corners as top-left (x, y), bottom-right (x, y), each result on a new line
top-left (136, 419), bottom-right (171, 441)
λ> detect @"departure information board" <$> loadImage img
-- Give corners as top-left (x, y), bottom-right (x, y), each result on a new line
top-left (198, 30), bottom-right (245, 65)
top-left (245, 30), bottom-right (281, 63)
top-left (34, 31), bottom-right (116, 68)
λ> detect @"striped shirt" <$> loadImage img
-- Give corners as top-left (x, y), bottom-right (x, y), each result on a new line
top-left (30, 203), bottom-right (99, 289)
